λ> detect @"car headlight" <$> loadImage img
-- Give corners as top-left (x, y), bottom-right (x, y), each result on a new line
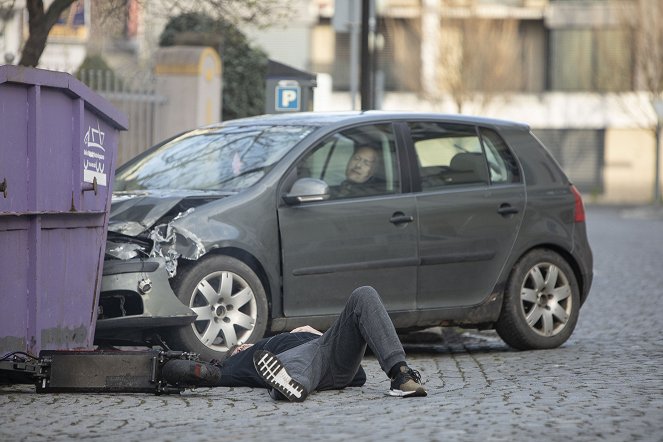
top-left (105, 240), bottom-right (148, 260)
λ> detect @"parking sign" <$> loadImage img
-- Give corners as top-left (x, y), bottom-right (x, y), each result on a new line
top-left (275, 83), bottom-right (301, 111)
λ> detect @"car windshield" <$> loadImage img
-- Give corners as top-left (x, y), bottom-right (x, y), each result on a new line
top-left (114, 125), bottom-right (315, 192)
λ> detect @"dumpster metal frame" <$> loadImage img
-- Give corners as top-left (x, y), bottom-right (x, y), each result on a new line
top-left (0, 66), bottom-right (128, 356)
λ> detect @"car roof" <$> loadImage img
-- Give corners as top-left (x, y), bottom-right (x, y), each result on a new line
top-left (204, 111), bottom-right (530, 131)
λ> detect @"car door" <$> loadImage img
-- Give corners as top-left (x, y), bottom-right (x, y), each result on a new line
top-left (406, 121), bottom-right (526, 309)
top-left (277, 123), bottom-right (418, 316)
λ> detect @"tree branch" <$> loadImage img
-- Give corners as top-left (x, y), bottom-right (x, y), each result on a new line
top-left (19, 0), bottom-right (75, 66)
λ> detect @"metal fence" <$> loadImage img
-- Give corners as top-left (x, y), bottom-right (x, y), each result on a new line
top-left (77, 69), bottom-right (167, 166)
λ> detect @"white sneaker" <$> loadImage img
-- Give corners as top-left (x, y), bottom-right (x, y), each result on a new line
top-left (253, 350), bottom-right (308, 402)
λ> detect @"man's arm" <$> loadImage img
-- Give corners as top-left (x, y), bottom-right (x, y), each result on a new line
top-left (228, 326), bottom-right (322, 357)
top-left (290, 325), bottom-right (323, 335)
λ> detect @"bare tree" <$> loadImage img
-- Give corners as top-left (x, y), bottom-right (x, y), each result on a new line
top-left (613, 0), bottom-right (663, 201)
top-left (437, 4), bottom-right (522, 113)
top-left (633, 0), bottom-right (663, 102)
top-left (415, 0), bottom-right (523, 113)
top-left (94, 0), bottom-right (293, 27)
top-left (0, 0), bottom-right (291, 67)
top-left (12, 0), bottom-right (76, 66)
top-left (635, 0), bottom-right (663, 202)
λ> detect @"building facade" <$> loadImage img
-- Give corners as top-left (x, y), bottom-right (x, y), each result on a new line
top-left (297, 0), bottom-right (660, 204)
top-left (1, 0), bottom-right (660, 203)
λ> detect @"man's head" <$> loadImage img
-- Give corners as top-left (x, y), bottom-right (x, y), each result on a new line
top-left (345, 146), bottom-right (379, 184)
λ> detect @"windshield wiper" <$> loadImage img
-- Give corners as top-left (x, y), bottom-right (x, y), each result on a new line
top-left (216, 166), bottom-right (267, 185)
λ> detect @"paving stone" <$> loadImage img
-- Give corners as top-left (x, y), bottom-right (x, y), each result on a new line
top-left (1, 207), bottom-right (662, 441)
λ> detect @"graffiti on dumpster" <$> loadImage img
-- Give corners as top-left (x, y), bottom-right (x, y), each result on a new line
top-left (83, 120), bottom-right (107, 186)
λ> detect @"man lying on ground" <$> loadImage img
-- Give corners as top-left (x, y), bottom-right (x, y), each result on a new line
top-left (162, 286), bottom-right (426, 401)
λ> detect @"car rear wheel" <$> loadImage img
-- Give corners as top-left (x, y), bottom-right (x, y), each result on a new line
top-left (167, 255), bottom-right (268, 361)
top-left (495, 249), bottom-right (580, 350)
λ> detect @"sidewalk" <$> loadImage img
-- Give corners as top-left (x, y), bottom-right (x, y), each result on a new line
top-left (587, 204), bottom-right (663, 220)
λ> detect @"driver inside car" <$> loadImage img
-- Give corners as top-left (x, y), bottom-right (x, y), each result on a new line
top-left (333, 145), bottom-right (386, 198)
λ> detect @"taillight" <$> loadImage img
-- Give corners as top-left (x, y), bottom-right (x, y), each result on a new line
top-left (571, 185), bottom-right (586, 223)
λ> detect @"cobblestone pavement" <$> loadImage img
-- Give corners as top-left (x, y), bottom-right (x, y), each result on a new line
top-left (1, 206), bottom-right (662, 442)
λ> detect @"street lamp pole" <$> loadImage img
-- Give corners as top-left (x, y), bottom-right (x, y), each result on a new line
top-left (360, 0), bottom-right (374, 111)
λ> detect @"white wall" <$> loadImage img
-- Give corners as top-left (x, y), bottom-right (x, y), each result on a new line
top-left (241, 0), bottom-right (318, 71)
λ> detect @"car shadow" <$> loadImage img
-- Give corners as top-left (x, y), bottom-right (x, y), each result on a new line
top-left (398, 327), bottom-right (513, 355)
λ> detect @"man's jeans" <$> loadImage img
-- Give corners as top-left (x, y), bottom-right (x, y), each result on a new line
top-left (276, 286), bottom-right (406, 393)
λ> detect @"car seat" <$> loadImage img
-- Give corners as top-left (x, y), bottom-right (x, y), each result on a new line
top-left (447, 152), bottom-right (489, 185)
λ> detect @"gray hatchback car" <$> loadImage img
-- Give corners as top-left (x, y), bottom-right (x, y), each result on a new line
top-left (96, 112), bottom-right (593, 361)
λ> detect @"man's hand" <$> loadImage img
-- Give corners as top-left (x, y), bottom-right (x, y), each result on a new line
top-left (290, 325), bottom-right (323, 335)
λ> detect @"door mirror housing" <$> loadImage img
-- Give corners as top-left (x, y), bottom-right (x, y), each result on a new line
top-left (283, 178), bottom-right (330, 205)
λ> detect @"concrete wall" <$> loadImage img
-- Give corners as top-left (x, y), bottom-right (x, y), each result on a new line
top-left (601, 129), bottom-right (659, 204)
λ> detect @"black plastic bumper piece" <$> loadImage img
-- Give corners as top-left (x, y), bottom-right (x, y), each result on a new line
top-left (103, 260), bottom-right (160, 275)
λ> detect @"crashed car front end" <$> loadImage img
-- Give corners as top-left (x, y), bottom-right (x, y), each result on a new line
top-left (94, 121), bottom-right (316, 350)
top-left (95, 194), bottom-right (221, 345)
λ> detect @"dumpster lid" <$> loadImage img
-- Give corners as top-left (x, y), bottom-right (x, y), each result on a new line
top-left (0, 65), bottom-right (128, 130)
top-left (267, 60), bottom-right (317, 84)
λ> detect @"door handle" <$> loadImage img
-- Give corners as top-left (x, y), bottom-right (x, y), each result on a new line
top-left (497, 203), bottom-right (519, 216)
top-left (390, 212), bottom-right (414, 225)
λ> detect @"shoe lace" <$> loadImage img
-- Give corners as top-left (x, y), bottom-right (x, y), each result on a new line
top-left (404, 368), bottom-right (423, 385)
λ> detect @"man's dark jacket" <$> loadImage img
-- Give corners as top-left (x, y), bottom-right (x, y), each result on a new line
top-left (218, 332), bottom-right (367, 388)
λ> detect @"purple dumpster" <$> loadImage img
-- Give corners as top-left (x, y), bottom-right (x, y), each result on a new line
top-left (0, 66), bottom-right (128, 356)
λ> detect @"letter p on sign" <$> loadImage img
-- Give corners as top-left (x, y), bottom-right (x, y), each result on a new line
top-left (276, 85), bottom-right (301, 111)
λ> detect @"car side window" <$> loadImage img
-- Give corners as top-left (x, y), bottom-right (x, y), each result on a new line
top-left (294, 123), bottom-right (400, 199)
top-left (479, 128), bottom-right (522, 184)
top-left (409, 122), bottom-right (489, 190)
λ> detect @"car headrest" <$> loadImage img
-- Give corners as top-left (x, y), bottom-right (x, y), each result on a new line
top-left (449, 152), bottom-right (489, 184)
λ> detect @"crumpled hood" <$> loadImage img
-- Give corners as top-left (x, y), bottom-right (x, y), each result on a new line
top-left (108, 190), bottom-right (231, 237)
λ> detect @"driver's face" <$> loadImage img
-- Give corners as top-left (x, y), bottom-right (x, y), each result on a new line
top-left (346, 147), bottom-right (377, 184)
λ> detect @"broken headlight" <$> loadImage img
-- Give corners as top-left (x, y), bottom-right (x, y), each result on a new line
top-left (105, 239), bottom-right (150, 260)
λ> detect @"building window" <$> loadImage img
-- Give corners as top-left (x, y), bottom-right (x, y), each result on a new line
top-left (328, 17), bottom-right (421, 92)
top-left (549, 28), bottom-right (633, 92)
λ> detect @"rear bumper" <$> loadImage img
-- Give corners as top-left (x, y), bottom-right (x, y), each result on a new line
top-left (572, 221), bottom-right (594, 305)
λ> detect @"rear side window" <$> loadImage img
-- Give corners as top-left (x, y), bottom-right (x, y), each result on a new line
top-left (409, 122), bottom-right (489, 190)
top-left (479, 128), bottom-right (521, 184)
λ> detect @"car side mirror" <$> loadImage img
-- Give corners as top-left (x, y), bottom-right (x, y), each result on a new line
top-left (283, 178), bottom-right (330, 205)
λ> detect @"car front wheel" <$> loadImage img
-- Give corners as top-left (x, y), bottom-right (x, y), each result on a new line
top-left (495, 249), bottom-right (580, 350)
top-left (167, 255), bottom-right (268, 361)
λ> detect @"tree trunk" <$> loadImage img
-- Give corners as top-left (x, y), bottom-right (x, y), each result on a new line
top-left (18, 0), bottom-right (76, 67)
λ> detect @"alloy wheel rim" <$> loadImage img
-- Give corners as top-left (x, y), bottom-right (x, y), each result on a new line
top-left (188, 270), bottom-right (257, 352)
top-left (519, 262), bottom-right (573, 337)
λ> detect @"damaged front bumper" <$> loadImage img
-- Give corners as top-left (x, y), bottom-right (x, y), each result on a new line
top-left (95, 257), bottom-right (196, 342)
top-left (96, 204), bottom-right (211, 344)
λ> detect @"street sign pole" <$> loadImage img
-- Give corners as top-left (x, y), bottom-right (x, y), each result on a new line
top-left (360, 0), bottom-right (373, 111)
top-left (653, 99), bottom-right (663, 205)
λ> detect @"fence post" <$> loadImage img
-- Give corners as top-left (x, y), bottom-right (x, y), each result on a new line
top-left (154, 46), bottom-right (222, 141)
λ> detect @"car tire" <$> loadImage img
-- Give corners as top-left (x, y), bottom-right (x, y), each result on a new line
top-left (167, 255), bottom-right (269, 361)
top-left (495, 249), bottom-right (580, 350)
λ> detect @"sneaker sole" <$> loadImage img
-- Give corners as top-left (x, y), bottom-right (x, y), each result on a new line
top-left (387, 388), bottom-right (427, 398)
top-left (161, 359), bottom-right (221, 387)
top-left (253, 350), bottom-right (307, 402)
